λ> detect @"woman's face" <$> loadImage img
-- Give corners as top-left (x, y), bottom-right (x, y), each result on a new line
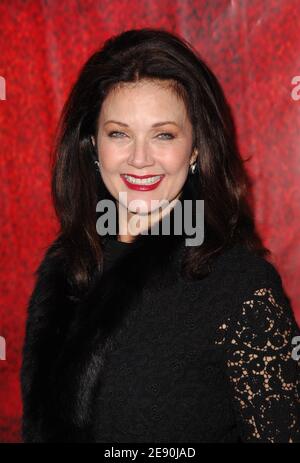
top-left (92, 79), bottom-right (196, 218)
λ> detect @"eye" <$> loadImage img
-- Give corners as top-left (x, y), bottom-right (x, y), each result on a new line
top-left (107, 131), bottom-right (175, 140)
top-left (108, 131), bottom-right (127, 138)
top-left (157, 132), bottom-right (175, 140)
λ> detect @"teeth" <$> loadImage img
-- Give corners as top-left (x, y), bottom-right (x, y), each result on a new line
top-left (124, 175), bottom-right (162, 185)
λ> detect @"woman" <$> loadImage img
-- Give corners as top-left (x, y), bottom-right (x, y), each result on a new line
top-left (20, 27), bottom-right (300, 443)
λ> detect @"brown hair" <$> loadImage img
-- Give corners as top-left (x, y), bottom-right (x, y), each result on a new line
top-left (50, 27), bottom-right (270, 292)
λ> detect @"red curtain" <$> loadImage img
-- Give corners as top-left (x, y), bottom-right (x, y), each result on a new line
top-left (1, 0), bottom-right (299, 443)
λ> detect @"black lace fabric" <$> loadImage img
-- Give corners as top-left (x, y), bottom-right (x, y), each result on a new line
top-left (216, 286), bottom-right (300, 442)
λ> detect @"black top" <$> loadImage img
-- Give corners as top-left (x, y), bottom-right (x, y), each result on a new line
top-left (88, 237), bottom-right (300, 443)
top-left (102, 236), bottom-right (138, 273)
top-left (20, 231), bottom-right (300, 443)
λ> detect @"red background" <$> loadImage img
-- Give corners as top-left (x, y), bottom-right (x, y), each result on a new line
top-left (0, 0), bottom-right (299, 443)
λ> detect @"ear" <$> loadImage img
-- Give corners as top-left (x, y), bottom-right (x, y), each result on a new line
top-left (91, 135), bottom-right (96, 147)
top-left (190, 148), bottom-right (198, 166)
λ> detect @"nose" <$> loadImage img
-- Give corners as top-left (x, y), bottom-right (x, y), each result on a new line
top-left (126, 143), bottom-right (155, 169)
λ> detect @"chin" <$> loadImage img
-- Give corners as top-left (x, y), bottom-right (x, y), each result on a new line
top-left (128, 203), bottom-right (155, 216)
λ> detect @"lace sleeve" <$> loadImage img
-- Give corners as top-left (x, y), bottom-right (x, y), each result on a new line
top-left (216, 283), bottom-right (300, 442)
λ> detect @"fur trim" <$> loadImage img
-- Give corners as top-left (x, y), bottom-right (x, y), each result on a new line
top-left (20, 202), bottom-right (187, 442)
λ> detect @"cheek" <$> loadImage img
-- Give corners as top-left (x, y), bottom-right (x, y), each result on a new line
top-left (164, 152), bottom-right (189, 175)
top-left (98, 142), bottom-right (121, 172)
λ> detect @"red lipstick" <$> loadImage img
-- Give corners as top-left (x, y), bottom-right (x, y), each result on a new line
top-left (120, 174), bottom-right (164, 191)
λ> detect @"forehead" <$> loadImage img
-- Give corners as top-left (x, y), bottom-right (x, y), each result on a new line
top-left (99, 79), bottom-right (189, 123)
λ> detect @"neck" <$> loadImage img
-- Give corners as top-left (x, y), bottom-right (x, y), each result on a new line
top-left (117, 196), bottom-right (180, 243)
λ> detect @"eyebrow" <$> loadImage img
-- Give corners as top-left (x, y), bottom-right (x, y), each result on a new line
top-left (104, 120), bottom-right (179, 128)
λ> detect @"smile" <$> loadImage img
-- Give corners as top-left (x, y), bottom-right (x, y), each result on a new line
top-left (120, 174), bottom-right (164, 191)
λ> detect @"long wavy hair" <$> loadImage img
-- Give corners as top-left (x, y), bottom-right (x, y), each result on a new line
top-left (50, 27), bottom-right (270, 292)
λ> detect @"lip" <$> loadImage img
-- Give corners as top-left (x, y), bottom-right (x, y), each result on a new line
top-left (120, 174), bottom-right (165, 191)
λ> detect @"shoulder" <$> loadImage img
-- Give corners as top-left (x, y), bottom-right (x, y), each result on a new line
top-left (27, 236), bottom-right (69, 314)
top-left (211, 242), bottom-right (284, 299)
top-left (213, 243), bottom-right (300, 343)
top-left (206, 242), bottom-right (299, 332)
